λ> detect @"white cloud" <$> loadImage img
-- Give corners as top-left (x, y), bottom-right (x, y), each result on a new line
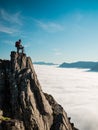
top-left (24, 43), bottom-right (31, 48)
top-left (0, 9), bottom-right (22, 25)
top-left (55, 52), bottom-right (62, 56)
top-left (53, 48), bottom-right (62, 56)
top-left (34, 19), bottom-right (64, 32)
top-left (74, 12), bottom-right (83, 23)
top-left (34, 65), bottom-right (98, 130)
top-left (0, 24), bottom-right (18, 34)
top-left (3, 40), bottom-right (14, 45)
top-left (0, 9), bottom-right (23, 35)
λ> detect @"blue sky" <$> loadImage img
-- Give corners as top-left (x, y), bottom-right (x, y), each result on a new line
top-left (0, 0), bottom-right (98, 63)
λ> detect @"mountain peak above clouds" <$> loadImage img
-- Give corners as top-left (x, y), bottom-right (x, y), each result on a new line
top-left (0, 51), bottom-right (78, 130)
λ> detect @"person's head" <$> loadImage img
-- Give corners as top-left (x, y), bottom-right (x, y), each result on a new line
top-left (19, 39), bottom-right (21, 42)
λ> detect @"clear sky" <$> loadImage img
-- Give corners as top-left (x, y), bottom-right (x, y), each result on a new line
top-left (0, 0), bottom-right (98, 64)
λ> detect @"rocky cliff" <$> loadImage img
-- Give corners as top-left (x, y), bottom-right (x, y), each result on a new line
top-left (0, 51), bottom-right (78, 130)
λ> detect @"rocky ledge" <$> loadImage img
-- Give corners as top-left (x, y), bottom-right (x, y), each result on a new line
top-left (0, 51), bottom-right (78, 130)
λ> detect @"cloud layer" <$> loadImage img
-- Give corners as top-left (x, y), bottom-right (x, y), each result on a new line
top-left (34, 65), bottom-right (98, 130)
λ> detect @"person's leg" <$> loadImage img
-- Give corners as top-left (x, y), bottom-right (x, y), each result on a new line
top-left (18, 46), bottom-right (24, 53)
top-left (17, 47), bottom-right (19, 53)
top-left (22, 47), bottom-right (24, 53)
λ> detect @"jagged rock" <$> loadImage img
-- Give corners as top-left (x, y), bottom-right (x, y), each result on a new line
top-left (0, 110), bottom-right (3, 116)
top-left (1, 120), bottom-right (25, 130)
top-left (0, 51), bottom-right (78, 130)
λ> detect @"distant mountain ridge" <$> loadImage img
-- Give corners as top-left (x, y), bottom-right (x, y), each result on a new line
top-left (33, 61), bottom-right (58, 65)
top-left (59, 61), bottom-right (98, 69)
top-left (90, 62), bottom-right (98, 71)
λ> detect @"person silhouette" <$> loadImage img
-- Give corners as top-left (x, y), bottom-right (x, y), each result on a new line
top-left (15, 39), bottom-right (24, 53)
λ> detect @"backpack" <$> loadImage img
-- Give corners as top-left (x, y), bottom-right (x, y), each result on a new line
top-left (15, 41), bottom-right (20, 47)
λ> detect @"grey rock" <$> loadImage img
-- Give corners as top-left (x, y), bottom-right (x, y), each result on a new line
top-left (0, 51), bottom-right (78, 130)
top-left (0, 110), bottom-right (3, 116)
top-left (1, 120), bottom-right (25, 130)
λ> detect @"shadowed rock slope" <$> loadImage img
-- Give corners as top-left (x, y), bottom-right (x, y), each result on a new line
top-left (0, 51), bottom-right (78, 130)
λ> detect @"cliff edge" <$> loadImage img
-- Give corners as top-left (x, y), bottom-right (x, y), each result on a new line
top-left (0, 51), bottom-right (78, 130)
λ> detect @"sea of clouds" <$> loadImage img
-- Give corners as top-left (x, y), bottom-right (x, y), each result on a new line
top-left (34, 64), bottom-right (98, 130)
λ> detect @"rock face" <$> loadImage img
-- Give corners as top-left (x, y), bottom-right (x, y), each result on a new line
top-left (0, 51), bottom-right (78, 130)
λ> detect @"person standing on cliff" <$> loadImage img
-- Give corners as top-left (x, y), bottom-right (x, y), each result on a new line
top-left (15, 39), bottom-right (24, 53)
